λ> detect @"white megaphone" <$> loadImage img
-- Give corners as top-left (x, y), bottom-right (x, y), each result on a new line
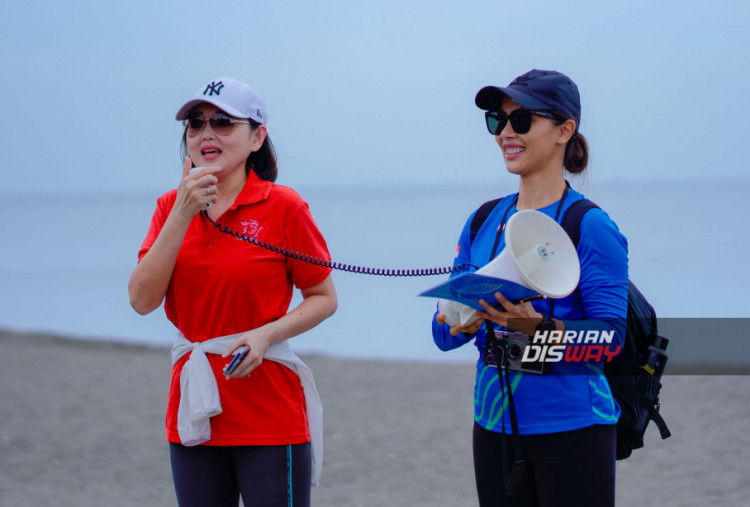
top-left (440, 209), bottom-right (581, 327)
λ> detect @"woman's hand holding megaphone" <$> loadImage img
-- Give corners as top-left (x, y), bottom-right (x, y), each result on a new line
top-left (437, 291), bottom-right (551, 337)
top-left (437, 311), bottom-right (485, 337)
top-left (474, 291), bottom-right (548, 338)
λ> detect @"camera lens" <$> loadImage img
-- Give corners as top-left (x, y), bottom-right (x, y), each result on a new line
top-left (508, 342), bottom-right (523, 360)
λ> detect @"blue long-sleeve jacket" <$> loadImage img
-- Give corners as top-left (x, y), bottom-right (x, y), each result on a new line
top-left (432, 188), bottom-right (628, 434)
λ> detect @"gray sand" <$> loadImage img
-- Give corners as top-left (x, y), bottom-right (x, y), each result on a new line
top-left (1, 331), bottom-right (749, 506)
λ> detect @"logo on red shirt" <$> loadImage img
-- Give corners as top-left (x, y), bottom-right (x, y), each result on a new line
top-left (241, 220), bottom-right (263, 237)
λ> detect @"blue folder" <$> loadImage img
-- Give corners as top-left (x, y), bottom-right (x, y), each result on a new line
top-left (418, 273), bottom-right (539, 311)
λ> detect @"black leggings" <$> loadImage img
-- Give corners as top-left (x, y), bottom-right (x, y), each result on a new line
top-left (169, 442), bottom-right (311, 507)
top-left (473, 423), bottom-right (616, 507)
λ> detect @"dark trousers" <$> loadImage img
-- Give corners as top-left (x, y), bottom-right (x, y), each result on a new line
top-left (473, 423), bottom-right (616, 507)
top-left (169, 442), bottom-right (311, 507)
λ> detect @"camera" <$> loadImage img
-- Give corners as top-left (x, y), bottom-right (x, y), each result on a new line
top-left (484, 330), bottom-right (549, 375)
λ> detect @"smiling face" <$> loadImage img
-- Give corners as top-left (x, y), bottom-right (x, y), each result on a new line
top-left (185, 103), bottom-right (266, 178)
top-left (494, 96), bottom-right (573, 178)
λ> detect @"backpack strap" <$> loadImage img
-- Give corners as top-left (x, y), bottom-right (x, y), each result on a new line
top-left (556, 198), bottom-right (600, 318)
top-left (560, 198), bottom-right (600, 249)
top-left (470, 197), bottom-right (503, 244)
top-left (650, 406), bottom-right (672, 439)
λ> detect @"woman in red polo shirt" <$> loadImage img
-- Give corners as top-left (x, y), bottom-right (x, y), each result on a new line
top-left (129, 77), bottom-right (337, 507)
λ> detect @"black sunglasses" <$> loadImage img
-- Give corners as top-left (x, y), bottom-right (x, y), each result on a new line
top-left (484, 109), bottom-right (561, 135)
top-left (183, 113), bottom-right (250, 137)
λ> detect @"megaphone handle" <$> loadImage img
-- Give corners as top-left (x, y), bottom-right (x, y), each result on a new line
top-left (511, 294), bottom-right (545, 305)
top-left (488, 295), bottom-right (544, 312)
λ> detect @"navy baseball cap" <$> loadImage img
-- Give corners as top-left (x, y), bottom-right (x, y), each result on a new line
top-left (475, 69), bottom-right (581, 130)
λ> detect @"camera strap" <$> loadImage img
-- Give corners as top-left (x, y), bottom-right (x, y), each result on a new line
top-left (478, 183), bottom-right (575, 495)
top-left (485, 319), bottom-right (526, 496)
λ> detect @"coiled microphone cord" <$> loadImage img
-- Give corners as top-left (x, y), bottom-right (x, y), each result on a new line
top-left (202, 211), bottom-right (476, 277)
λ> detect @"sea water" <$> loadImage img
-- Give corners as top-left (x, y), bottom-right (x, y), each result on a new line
top-left (1, 178), bottom-right (748, 362)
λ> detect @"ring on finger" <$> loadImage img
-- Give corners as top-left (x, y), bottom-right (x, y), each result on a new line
top-left (205, 186), bottom-right (211, 195)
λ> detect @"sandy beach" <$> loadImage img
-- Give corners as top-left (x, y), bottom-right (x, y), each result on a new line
top-left (1, 330), bottom-right (749, 507)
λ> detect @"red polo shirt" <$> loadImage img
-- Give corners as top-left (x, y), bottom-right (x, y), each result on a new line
top-left (138, 171), bottom-right (332, 446)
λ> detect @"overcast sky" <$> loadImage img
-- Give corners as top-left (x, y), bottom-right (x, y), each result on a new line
top-left (2, 0), bottom-right (748, 194)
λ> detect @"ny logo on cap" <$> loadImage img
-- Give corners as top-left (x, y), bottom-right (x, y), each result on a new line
top-left (203, 81), bottom-right (225, 96)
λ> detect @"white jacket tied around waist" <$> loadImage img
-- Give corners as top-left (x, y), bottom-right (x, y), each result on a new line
top-left (171, 333), bottom-right (324, 486)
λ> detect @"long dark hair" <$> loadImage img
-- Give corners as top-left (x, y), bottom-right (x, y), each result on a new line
top-left (180, 117), bottom-right (278, 183)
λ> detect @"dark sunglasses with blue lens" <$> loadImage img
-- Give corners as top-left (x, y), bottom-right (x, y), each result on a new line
top-left (484, 109), bottom-right (563, 135)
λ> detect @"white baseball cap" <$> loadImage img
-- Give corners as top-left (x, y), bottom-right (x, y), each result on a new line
top-left (175, 77), bottom-right (268, 125)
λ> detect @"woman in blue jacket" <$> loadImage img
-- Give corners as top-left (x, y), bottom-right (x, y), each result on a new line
top-left (432, 69), bottom-right (628, 506)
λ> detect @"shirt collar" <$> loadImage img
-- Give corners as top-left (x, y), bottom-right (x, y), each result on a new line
top-left (231, 170), bottom-right (273, 209)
